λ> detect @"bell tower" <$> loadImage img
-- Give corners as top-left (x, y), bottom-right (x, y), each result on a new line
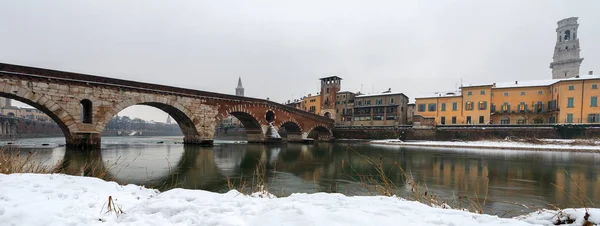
top-left (319, 76), bottom-right (342, 119)
top-left (550, 17), bottom-right (584, 79)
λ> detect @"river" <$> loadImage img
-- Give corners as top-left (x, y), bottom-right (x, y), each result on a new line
top-left (2, 136), bottom-right (599, 217)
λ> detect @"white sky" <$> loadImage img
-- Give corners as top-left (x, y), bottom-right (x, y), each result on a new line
top-left (1, 0), bottom-right (598, 122)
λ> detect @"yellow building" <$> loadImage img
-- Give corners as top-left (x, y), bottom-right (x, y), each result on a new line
top-left (302, 94), bottom-right (321, 115)
top-left (415, 74), bottom-right (600, 125)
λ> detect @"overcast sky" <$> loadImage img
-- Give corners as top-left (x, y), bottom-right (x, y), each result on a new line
top-left (1, 0), bottom-right (598, 122)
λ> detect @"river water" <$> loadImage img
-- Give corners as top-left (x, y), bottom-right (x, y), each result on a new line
top-left (3, 136), bottom-right (600, 217)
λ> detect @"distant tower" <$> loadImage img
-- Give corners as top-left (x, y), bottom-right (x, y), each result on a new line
top-left (550, 17), bottom-right (584, 79)
top-left (235, 77), bottom-right (244, 96)
top-left (319, 76), bottom-right (342, 119)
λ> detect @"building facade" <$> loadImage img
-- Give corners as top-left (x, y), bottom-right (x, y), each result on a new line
top-left (407, 103), bottom-right (415, 124)
top-left (352, 91), bottom-right (409, 126)
top-left (415, 74), bottom-right (600, 125)
top-left (302, 94), bottom-right (321, 115)
top-left (334, 91), bottom-right (355, 126)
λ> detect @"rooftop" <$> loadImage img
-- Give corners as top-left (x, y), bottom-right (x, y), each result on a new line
top-left (355, 91), bottom-right (407, 98)
top-left (319, 76), bottom-right (342, 81)
top-left (415, 91), bottom-right (462, 99)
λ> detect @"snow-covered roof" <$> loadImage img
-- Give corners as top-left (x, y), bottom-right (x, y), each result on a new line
top-left (355, 91), bottom-right (407, 98)
top-left (414, 91), bottom-right (462, 99)
top-left (493, 79), bottom-right (557, 89)
top-left (461, 83), bottom-right (494, 88)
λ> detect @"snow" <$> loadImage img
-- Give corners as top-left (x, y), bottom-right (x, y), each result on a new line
top-left (355, 91), bottom-right (407, 98)
top-left (6, 173), bottom-right (599, 226)
top-left (370, 139), bottom-right (600, 152)
top-left (415, 91), bottom-right (462, 99)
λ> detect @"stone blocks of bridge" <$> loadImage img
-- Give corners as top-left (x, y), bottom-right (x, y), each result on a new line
top-left (0, 64), bottom-right (334, 149)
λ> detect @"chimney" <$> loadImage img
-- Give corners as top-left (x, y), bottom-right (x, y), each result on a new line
top-left (515, 81), bottom-right (518, 85)
top-left (576, 75), bottom-right (580, 78)
top-left (589, 71), bottom-right (594, 75)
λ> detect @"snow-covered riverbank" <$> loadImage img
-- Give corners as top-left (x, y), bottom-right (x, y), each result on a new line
top-left (0, 174), bottom-right (598, 226)
top-left (370, 139), bottom-right (600, 152)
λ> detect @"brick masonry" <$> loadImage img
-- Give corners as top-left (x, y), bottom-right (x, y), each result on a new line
top-left (0, 63), bottom-right (334, 149)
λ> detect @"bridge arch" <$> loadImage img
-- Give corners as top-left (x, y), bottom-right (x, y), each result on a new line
top-left (98, 98), bottom-right (203, 144)
top-left (306, 125), bottom-right (333, 141)
top-left (219, 105), bottom-right (266, 143)
top-left (278, 120), bottom-right (303, 142)
top-left (0, 86), bottom-right (76, 140)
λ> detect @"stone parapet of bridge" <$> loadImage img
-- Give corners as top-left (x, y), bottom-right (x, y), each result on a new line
top-left (0, 63), bottom-right (334, 149)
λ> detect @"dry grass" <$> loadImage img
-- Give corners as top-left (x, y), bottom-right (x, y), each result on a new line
top-left (344, 146), bottom-right (489, 214)
top-left (0, 147), bottom-right (61, 174)
top-left (226, 159), bottom-right (271, 196)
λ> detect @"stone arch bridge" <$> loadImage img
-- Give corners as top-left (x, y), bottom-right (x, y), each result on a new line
top-left (0, 63), bottom-right (334, 149)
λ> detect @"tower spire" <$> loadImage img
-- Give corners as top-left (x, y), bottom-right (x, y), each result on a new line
top-left (235, 77), bottom-right (245, 96)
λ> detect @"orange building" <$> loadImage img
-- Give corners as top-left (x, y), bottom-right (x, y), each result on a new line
top-left (415, 74), bottom-right (600, 125)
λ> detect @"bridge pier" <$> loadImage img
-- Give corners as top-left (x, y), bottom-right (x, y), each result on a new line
top-left (183, 136), bottom-right (214, 146)
top-left (66, 133), bottom-right (101, 150)
top-left (286, 133), bottom-right (303, 143)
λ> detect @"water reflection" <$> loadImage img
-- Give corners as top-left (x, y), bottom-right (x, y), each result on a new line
top-left (9, 138), bottom-right (600, 217)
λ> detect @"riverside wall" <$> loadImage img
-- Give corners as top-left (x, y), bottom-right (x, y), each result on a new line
top-left (333, 125), bottom-right (600, 140)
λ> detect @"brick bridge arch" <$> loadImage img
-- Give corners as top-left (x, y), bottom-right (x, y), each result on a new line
top-left (0, 63), bottom-right (334, 149)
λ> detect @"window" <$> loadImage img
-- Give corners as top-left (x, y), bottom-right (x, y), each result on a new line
top-left (479, 116), bottom-right (484, 124)
top-left (565, 30), bottom-right (571, 41)
top-left (569, 85), bottom-right (575, 90)
top-left (376, 99), bottom-right (383, 105)
top-left (478, 101), bottom-right (487, 110)
top-left (538, 90), bottom-right (543, 95)
top-left (440, 117), bottom-right (446, 125)
top-left (517, 117), bottom-right (526, 124)
top-left (80, 99), bottom-right (93, 124)
top-left (366, 100), bottom-right (371, 105)
top-left (326, 88), bottom-right (330, 93)
top-left (418, 104), bottom-right (426, 112)
top-left (465, 101), bottom-right (474, 111)
top-left (500, 117), bottom-right (510, 125)
top-left (593, 84), bottom-right (598, 89)
top-left (567, 114), bottom-right (574, 123)
top-left (588, 114), bottom-right (599, 123)
top-left (466, 116), bottom-right (472, 124)
top-left (452, 102), bottom-right (458, 111)
top-left (521, 92), bottom-right (526, 96)
top-left (357, 100), bottom-right (362, 106)
top-left (373, 115), bottom-right (383, 121)
top-left (504, 92), bottom-right (509, 96)
top-left (592, 96), bottom-right (598, 107)
top-left (451, 116), bottom-right (457, 124)
top-left (467, 91), bottom-right (472, 96)
top-left (536, 101), bottom-right (544, 112)
top-left (428, 103), bottom-right (436, 112)
top-left (518, 102), bottom-right (528, 112)
top-left (441, 103), bottom-right (446, 111)
top-left (480, 90), bottom-right (485, 95)
top-left (390, 98), bottom-right (394, 104)
top-left (549, 116), bottom-right (556, 123)
top-left (567, 97), bottom-right (574, 108)
top-left (501, 103), bottom-right (510, 113)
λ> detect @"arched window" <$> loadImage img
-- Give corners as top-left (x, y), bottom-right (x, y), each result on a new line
top-left (500, 117), bottom-right (510, 125)
top-left (564, 30), bottom-right (571, 41)
top-left (80, 99), bottom-right (93, 124)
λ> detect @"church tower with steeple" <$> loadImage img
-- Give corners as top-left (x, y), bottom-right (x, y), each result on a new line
top-left (235, 77), bottom-right (244, 96)
top-left (550, 17), bottom-right (584, 79)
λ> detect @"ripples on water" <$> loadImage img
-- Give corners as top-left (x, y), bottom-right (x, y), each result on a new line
top-left (3, 136), bottom-right (600, 217)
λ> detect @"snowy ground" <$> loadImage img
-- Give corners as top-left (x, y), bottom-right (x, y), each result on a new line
top-left (1, 174), bottom-right (599, 226)
top-left (370, 139), bottom-right (600, 152)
